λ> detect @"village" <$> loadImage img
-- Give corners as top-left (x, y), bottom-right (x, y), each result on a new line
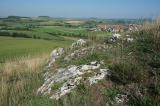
top-left (88, 23), bottom-right (142, 33)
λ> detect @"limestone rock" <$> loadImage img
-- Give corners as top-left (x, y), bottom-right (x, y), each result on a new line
top-left (37, 39), bottom-right (111, 100)
top-left (37, 60), bottom-right (109, 100)
top-left (48, 48), bottom-right (64, 67)
top-left (89, 69), bottom-right (109, 85)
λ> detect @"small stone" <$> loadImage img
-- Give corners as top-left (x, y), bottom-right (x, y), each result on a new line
top-left (113, 33), bottom-right (121, 39)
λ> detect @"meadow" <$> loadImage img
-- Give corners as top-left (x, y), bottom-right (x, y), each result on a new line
top-left (0, 36), bottom-right (73, 63)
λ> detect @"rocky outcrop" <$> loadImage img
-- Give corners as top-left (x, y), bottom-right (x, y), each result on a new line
top-left (37, 60), bottom-right (109, 100)
top-left (37, 39), bottom-right (110, 100)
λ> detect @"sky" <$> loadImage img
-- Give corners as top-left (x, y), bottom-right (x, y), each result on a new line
top-left (0, 0), bottom-right (160, 19)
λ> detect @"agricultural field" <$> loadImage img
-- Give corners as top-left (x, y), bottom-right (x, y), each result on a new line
top-left (0, 17), bottom-right (112, 62)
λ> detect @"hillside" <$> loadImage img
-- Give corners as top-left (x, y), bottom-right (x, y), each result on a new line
top-left (37, 20), bottom-right (160, 106)
top-left (0, 19), bottom-right (160, 106)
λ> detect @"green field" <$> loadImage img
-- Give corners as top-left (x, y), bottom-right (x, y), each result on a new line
top-left (0, 36), bottom-right (73, 62)
top-left (34, 26), bottom-right (112, 38)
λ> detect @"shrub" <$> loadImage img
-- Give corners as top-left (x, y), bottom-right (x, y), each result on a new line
top-left (109, 58), bottom-right (147, 85)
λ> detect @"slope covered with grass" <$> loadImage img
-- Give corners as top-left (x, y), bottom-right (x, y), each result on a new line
top-left (1, 20), bottom-right (160, 106)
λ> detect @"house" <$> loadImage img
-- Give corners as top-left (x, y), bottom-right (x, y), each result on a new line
top-left (97, 24), bottom-right (108, 31)
top-left (89, 23), bottom-right (141, 33)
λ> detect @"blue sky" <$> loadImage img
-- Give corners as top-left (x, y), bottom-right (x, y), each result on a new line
top-left (0, 0), bottom-right (160, 18)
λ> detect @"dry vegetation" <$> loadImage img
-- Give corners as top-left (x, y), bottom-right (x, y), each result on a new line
top-left (0, 54), bottom-right (49, 106)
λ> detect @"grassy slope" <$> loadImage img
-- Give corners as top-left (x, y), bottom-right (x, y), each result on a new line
top-left (0, 36), bottom-right (73, 106)
top-left (30, 20), bottom-right (160, 106)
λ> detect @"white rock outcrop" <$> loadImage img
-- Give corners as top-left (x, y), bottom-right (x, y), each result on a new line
top-left (37, 61), bottom-right (109, 100)
top-left (37, 39), bottom-right (110, 100)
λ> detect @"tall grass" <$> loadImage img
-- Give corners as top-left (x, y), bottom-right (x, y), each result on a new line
top-left (108, 19), bottom-right (160, 105)
top-left (0, 54), bottom-right (48, 106)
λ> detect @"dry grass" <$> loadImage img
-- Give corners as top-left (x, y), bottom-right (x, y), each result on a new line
top-left (143, 19), bottom-right (160, 51)
top-left (0, 54), bottom-right (49, 106)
